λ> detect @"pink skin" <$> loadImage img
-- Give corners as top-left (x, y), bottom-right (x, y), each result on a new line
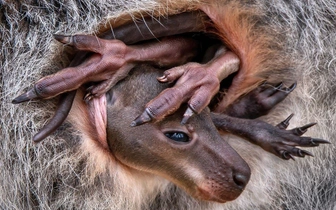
top-left (11, 12), bottom-right (221, 141)
top-left (12, 35), bottom-right (200, 103)
top-left (13, 34), bottom-right (240, 127)
top-left (132, 46), bottom-right (240, 126)
top-left (12, 33), bottom-right (329, 159)
top-left (11, 12), bottom-right (329, 154)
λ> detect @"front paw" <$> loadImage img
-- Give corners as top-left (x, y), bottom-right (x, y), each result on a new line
top-left (12, 34), bottom-right (129, 104)
top-left (132, 49), bottom-right (240, 126)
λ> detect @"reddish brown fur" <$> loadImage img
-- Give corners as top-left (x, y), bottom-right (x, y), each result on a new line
top-left (202, 1), bottom-right (293, 110)
top-left (98, 1), bottom-right (292, 114)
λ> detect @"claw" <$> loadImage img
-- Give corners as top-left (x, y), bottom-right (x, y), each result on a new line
top-left (297, 150), bottom-right (304, 157)
top-left (53, 34), bottom-right (73, 45)
top-left (282, 151), bottom-right (295, 160)
top-left (287, 82), bottom-right (297, 92)
top-left (157, 75), bottom-right (168, 83)
top-left (287, 153), bottom-right (295, 161)
top-left (300, 122), bottom-right (317, 130)
top-left (181, 107), bottom-right (196, 125)
top-left (131, 108), bottom-right (153, 127)
top-left (310, 138), bottom-right (331, 146)
top-left (292, 122), bottom-right (317, 136)
top-left (299, 150), bottom-right (314, 157)
top-left (281, 151), bottom-right (288, 159)
top-left (84, 93), bottom-right (93, 103)
top-left (12, 88), bottom-right (39, 104)
top-left (276, 113), bottom-right (294, 129)
top-left (260, 80), bottom-right (267, 86)
top-left (275, 82), bottom-right (284, 89)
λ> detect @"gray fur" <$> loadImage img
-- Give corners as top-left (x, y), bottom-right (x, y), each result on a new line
top-left (1, 0), bottom-right (335, 209)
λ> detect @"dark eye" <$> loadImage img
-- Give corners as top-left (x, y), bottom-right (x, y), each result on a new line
top-left (164, 132), bottom-right (190, 142)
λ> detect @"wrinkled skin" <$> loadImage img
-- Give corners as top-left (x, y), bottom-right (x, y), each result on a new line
top-left (12, 12), bottom-right (236, 139)
top-left (12, 26), bottom-right (329, 160)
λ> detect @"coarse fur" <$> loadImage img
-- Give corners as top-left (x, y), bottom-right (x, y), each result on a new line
top-left (1, 0), bottom-right (336, 209)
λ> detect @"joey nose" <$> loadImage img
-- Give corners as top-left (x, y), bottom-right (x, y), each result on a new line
top-left (232, 168), bottom-right (250, 189)
top-left (233, 174), bottom-right (249, 189)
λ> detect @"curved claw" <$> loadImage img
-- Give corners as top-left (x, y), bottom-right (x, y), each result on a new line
top-left (291, 122), bottom-right (317, 136)
top-left (157, 75), bottom-right (168, 83)
top-left (287, 153), bottom-right (295, 161)
top-left (12, 88), bottom-right (39, 104)
top-left (287, 82), bottom-right (297, 92)
top-left (53, 34), bottom-right (106, 54)
top-left (298, 150), bottom-right (314, 157)
top-left (291, 148), bottom-right (314, 158)
top-left (300, 122), bottom-right (317, 130)
top-left (276, 113), bottom-right (294, 129)
top-left (275, 82), bottom-right (284, 89)
top-left (181, 107), bottom-right (196, 125)
top-left (84, 92), bottom-right (93, 103)
top-left (157, 67), bottom-right (185, 84)
top-left (310, 138), bottom-right (331, 146)
top-left (282, 151), bottom-right (295, 160)
top-left (53, 34), bottom-right (73, 45)
top-left (131, 108), bottom-right (153, 127)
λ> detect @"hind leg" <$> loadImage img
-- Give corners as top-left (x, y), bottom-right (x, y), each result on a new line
top-left (211, 113), bottom-right (330, 160)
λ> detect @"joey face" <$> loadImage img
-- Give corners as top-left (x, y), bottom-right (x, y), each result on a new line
top-left (106, 65), bottom-right (251, 203)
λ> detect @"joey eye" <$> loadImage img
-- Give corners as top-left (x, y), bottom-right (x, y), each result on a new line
top-left (164, 132), bottom-right (190, 142)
